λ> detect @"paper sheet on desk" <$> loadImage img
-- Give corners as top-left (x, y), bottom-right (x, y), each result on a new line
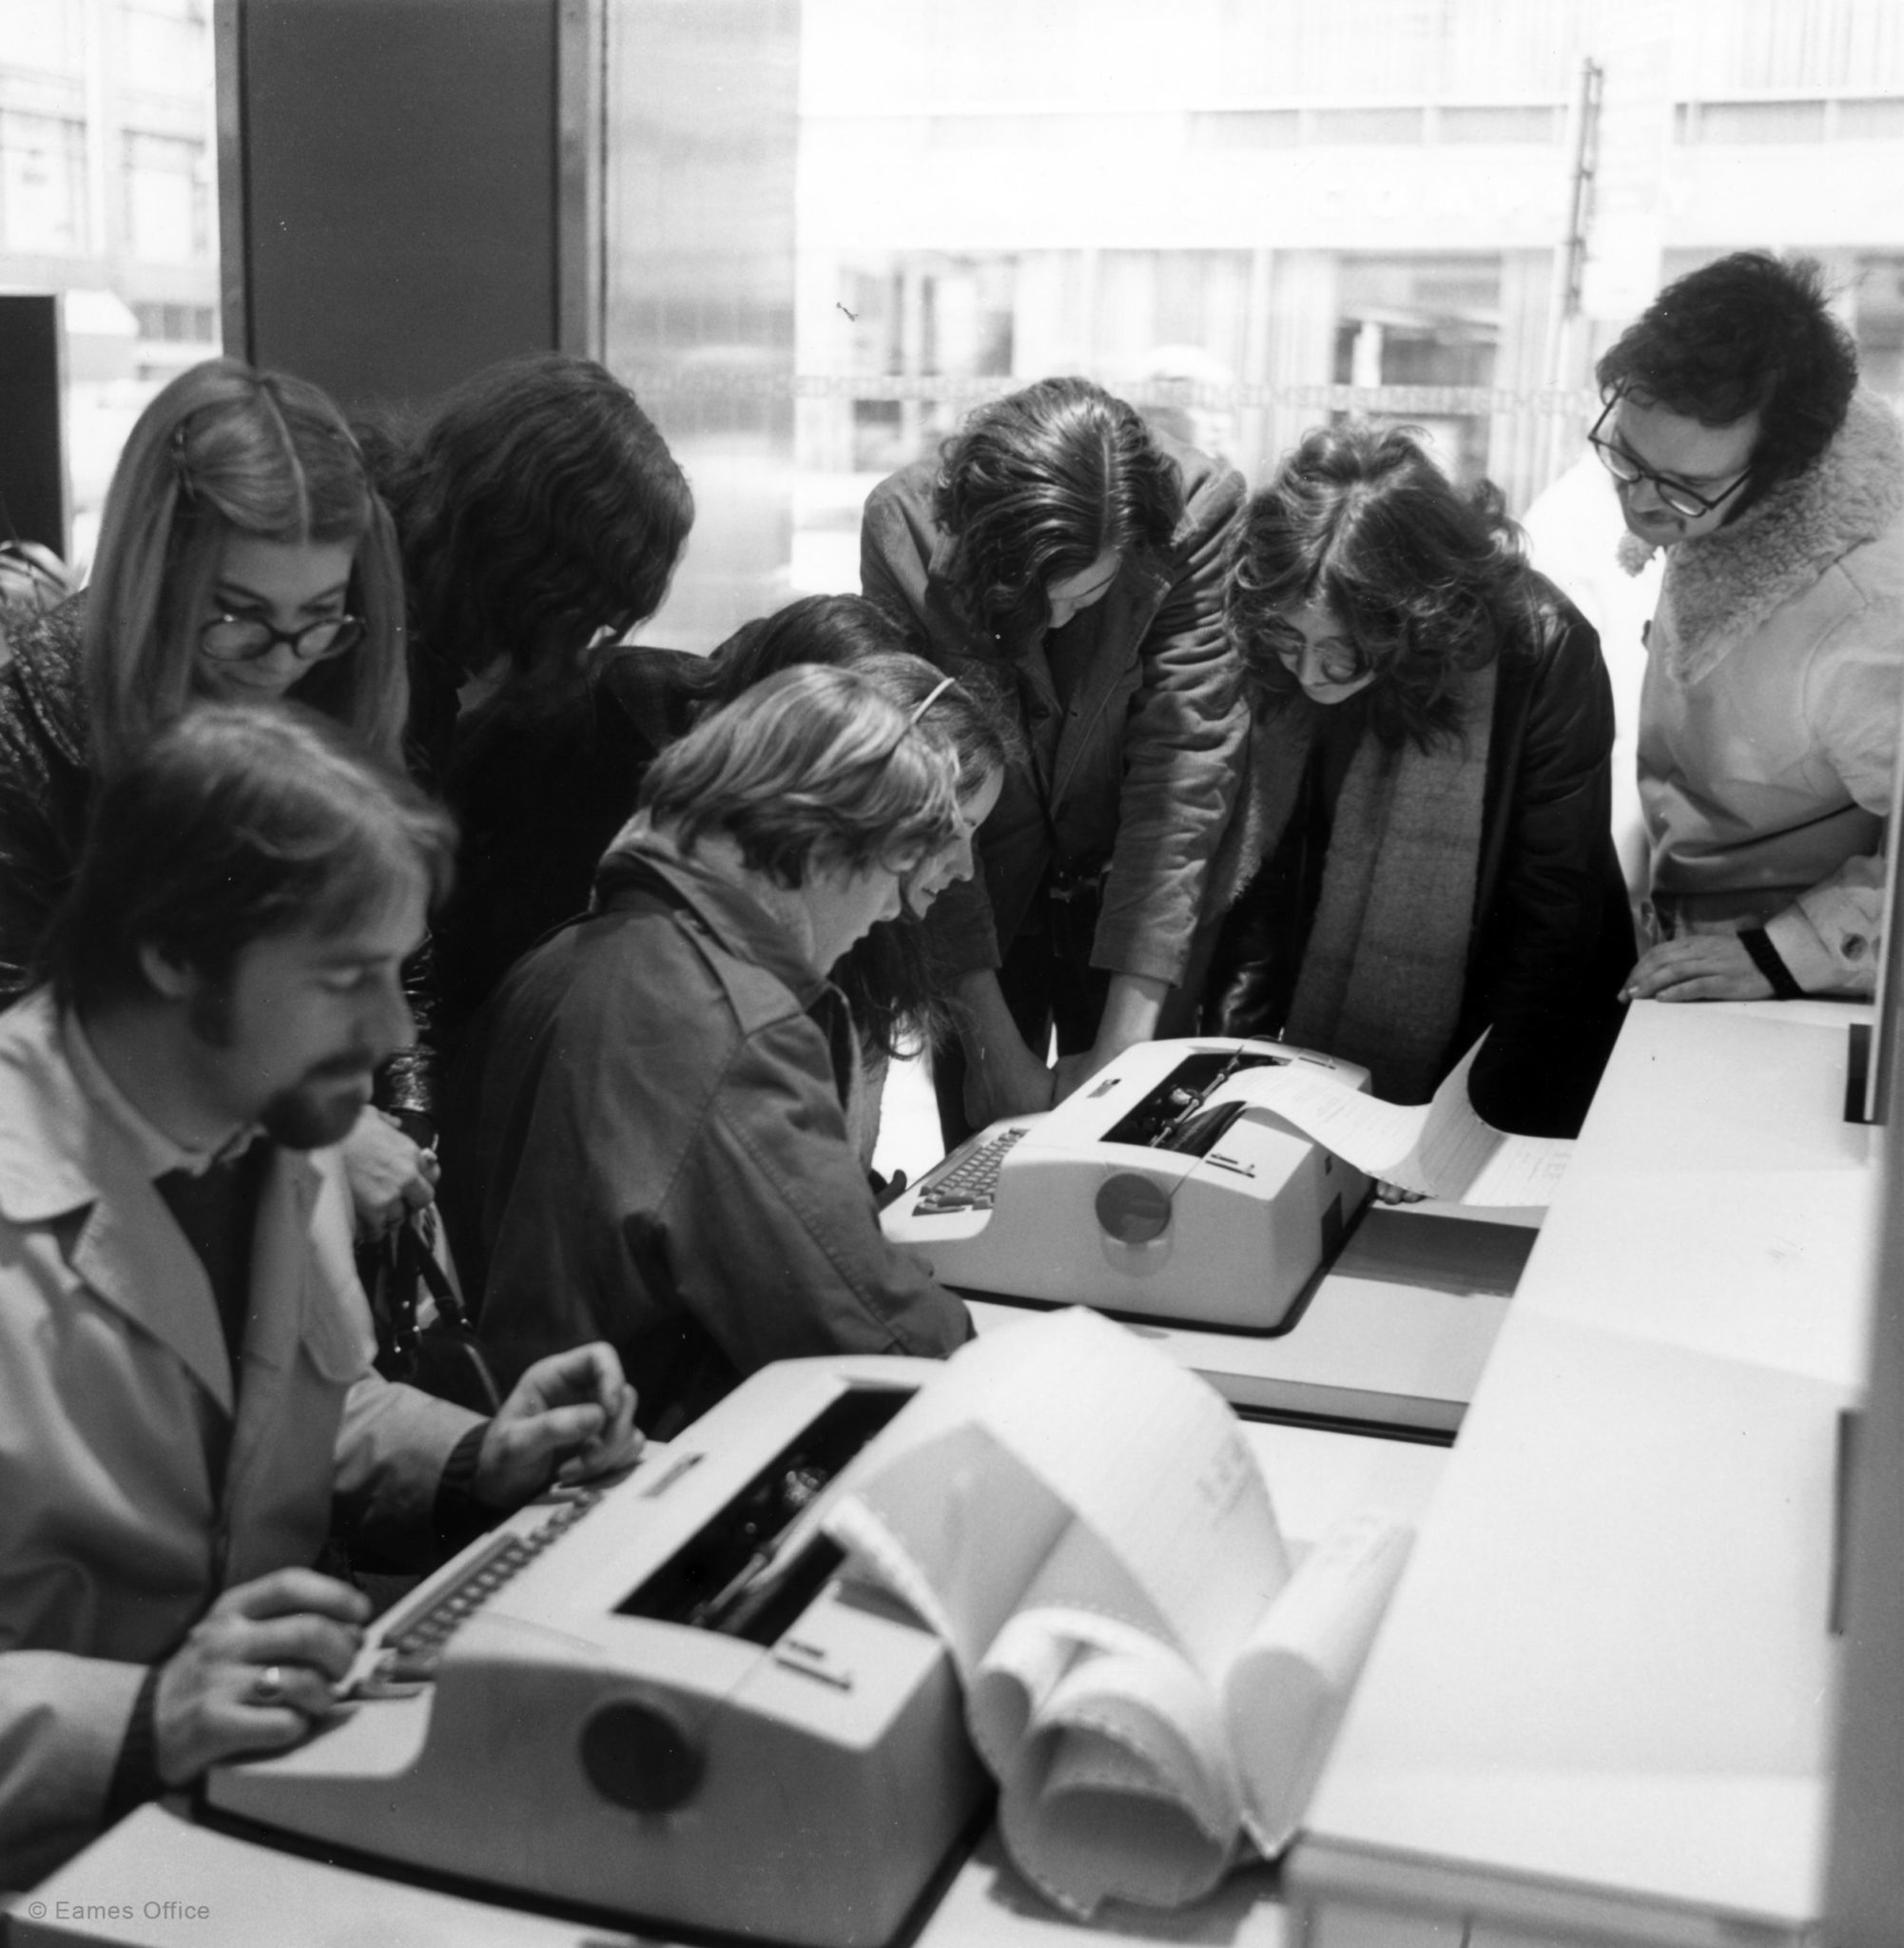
top-left (824, 1308), bottom-right (1413, 1918)
top-left (1206, 1037), bottom-right (1572, 1206)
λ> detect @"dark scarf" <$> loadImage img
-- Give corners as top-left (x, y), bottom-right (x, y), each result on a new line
top-left (1214, 665), bottom-right (1496, 1101)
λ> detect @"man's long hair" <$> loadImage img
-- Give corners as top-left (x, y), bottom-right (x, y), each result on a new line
top-left (932, 378), bottom-right (1183, 644)
top-left (637, 663), bottom-right (962, 889)
top-left (370, 353), bottom-right (693, 692)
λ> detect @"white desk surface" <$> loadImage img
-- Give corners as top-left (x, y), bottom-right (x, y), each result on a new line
top-left (969, 1200), bottom-right (1536, 1435)
top-left (4, 1811), bottom-right (1297, 1948)
top-left (1290, 1000), bottom-right (1876, 1941)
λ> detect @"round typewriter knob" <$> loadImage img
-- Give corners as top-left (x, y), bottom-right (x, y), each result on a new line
top-left (1096, 1172), bottom-right (1171, 1243)
top-left (580, 1698), bottom-right (704, 1813)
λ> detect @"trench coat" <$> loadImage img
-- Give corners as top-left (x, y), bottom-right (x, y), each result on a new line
top-left (0, 990), bottom-right (479, 1887)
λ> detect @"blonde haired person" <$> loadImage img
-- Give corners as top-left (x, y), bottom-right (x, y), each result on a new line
top-left (0, 357), bottom-right (421, 1227)
top-left (441, 662), bottom-right (975, 1437)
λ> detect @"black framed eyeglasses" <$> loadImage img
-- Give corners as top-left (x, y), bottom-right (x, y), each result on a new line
top-left (1587, 400), bottom-right (1753, 520)
top-left (197, 613), bottom-right (365, 665)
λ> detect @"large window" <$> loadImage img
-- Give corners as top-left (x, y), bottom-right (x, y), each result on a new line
top-left (594, 0), bottom-right (1904, 653)
top-left (124, 130), bottom-right (210, 261)
top-left (120, 0), bottom-right (211, 97)
top-left (0, 112), bottom-right (87, 255)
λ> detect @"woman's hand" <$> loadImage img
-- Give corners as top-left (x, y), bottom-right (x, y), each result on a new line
top-left (340, 1105), bottom-right (439, 1237)
top-left (1621, 934), bottom-right (1774, 1003)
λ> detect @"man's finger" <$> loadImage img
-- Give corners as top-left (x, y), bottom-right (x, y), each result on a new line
top-left (237, 1612), bottom-right (364, 1682)
top-left (219, 1568), bottom-right (370, 1626)
top-left (515, 1341), bottom-right (627, 1416)
top-left (232, 1658), bottom-right (344, 1720)
top-left (559, 1385), bottom-right (644, 1481)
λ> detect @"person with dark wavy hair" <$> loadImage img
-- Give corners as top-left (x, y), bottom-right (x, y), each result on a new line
top-left (861, 377), bottom-right (1246, 1142)
top-left (364, 352), bottom-right (693, 783)
top-left (354, 353), bottom-right (690, 1175)
top-left (1596, 252), bottom-right (1856, 507)
top-left (1589, 252), bottom-right (1904, 1004)
top-left (1188, 424), bottom-right (1631, 1138)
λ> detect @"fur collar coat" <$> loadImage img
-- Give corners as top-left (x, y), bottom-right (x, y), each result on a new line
top-left (1623, 391), bottom-right (1904, 688)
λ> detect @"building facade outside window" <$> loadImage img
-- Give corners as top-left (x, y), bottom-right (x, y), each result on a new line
top-left (598, 0), bottom-right (1904, 652)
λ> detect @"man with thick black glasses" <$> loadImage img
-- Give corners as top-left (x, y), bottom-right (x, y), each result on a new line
top-left (1596, 252), bottom-right (1904, 1005)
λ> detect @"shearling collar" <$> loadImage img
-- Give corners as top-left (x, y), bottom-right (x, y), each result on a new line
top-left (1633, 392), bottom-right (1904, 687)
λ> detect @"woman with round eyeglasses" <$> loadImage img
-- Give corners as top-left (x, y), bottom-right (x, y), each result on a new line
top-left (0, 356), bottom-right (420, 1219)
top-left (1184, 423), bottom-right (1634, 1140)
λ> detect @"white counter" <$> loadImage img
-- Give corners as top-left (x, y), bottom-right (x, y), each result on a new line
top-left (1285, 1001), bottom-right (1875, 1945)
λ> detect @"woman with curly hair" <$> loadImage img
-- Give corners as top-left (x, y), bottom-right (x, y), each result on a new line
top-left (861, 376), bottom-right (1246, 1141)
top-left (1192, 423), bottom-right (1632, 1138)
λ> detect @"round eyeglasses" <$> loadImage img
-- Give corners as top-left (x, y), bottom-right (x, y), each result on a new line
top-left (198, 613), bottom-right (365, 665)
top-left (1587, 400), bottom-right (1753, 521)
top-left (1268, 628), bottom-right (1368, 688)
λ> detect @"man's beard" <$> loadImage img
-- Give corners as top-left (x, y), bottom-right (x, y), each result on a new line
top-left (258, 1066), bottom-right (374, 1150)
top-left (187, 980), bottom-right (374, 1151)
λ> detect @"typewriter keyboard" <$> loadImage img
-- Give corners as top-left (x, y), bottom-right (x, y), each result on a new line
top-left (357, 1486), bottom-right (607, 1692)
top-left (913, 1125), bottom-right (1029, 1216)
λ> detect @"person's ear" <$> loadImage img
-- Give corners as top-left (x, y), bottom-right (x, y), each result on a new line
top-left (137, 941), bottom-right (201, 1003)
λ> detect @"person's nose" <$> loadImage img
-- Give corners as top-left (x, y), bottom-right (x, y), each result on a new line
top-left (365, 971), bottom-right (414, 1063)
top-left (251, 639), bottom-right (306, 690)
top-left (1622, 472), bottom-right (1668, 517)
top-left (1297, 641), bottom-right (1331, 688)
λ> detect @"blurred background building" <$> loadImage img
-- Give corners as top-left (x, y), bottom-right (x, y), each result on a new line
top-left (1, 0), bottom-right (218, 571)
top-left (760, 0), bottom-right (1904, 610)
top-left (4, 0), bottom-right (1903, 639)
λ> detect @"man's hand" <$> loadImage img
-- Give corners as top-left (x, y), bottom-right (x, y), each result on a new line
top-left (153, 1568), bottom-right (368, 1787)
top-left (340, 1105), bottom-right (439, 1237)
top-left (473, 1342), bottom-right (643, 1511)
top-left (1622, 934), bottom-right (1775, 1003)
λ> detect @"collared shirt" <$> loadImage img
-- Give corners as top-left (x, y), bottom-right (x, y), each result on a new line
top-left (62, 1010), bottom-right (266, 1384)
